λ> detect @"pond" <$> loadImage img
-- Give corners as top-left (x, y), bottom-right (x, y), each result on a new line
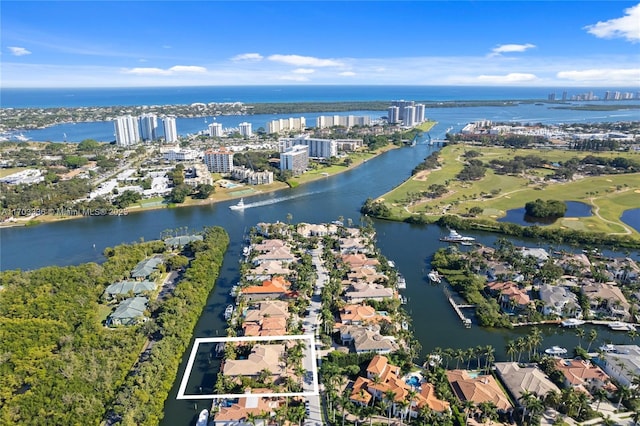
top-left (498, 201), bottom-right (593, 226)
top-left (621, 208), bottom-right (640, 234)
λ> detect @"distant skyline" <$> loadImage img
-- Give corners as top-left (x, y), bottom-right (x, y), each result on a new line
top-left (1, 1), bottom-right (639, 88)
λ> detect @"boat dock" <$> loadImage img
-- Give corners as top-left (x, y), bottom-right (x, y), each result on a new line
top-left (444, 288), bottom-right (472, 328)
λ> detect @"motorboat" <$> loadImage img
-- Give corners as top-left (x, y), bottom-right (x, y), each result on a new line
top-left (396, 274), bottom-right (407, 289)
top-left (196, 409), bottom-right (209, 426)
top-left (224, 304), bottom-right (234, 320)
top-left (545, 346), bottom-right (568, 356)
top-left (599, 344), bottom-right (616, 353)
top-left (561, 318), bottom-right (586, 328)
top-left (229, 198), bottom-right (246, 210)
top-left (229, 285), bottom-right (239, 297)
top-left (242, 246), bottom-right (251, 257)
top-left (439, 229), bottom-right (475, 243)
top-left (428, 270), bottom-right (442, 283)
top-left (608, 321), bottom-right (636, 331)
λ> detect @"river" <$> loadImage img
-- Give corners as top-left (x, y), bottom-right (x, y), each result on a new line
top-left (1, 109), bottom-right (639, 425)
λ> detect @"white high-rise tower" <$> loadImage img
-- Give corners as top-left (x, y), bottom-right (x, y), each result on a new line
top-left (114, 115), bottom-right (140, 146)
top-left (163, 116), bottom-right (178, 143)
top-left (139, 113), bottom-right (158, 142)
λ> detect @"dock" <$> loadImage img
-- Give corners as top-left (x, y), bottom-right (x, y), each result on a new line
top-left (444, 288), bottom-right (472, 328)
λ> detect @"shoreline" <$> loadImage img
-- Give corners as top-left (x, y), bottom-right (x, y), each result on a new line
top-left (0, 144), bottom-right (401, 229)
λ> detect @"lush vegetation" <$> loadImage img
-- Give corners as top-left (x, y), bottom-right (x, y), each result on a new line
top-left (525, 199), bottom-right (567, 218)
top-left (0, 227), bottom-right (229, 425)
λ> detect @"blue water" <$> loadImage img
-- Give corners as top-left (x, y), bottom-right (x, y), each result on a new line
top-left (3, 85), bottom-right (640, 108)
top-left (622, 208), bottom-right (640, 234)
top-left (405, 376), bottom-right (421, 387)
top-left (499, 201), bottom-right (593, 226)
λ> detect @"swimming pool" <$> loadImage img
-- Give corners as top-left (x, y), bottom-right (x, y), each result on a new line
top-left (405, 376), bottom-right (421, 387)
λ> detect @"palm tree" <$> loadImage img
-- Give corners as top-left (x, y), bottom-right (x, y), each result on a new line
top-left (587, 328), bottom-right (598, 352)
top-left (516, 337), bottom-right (526, 363)
top-left (529, 327), bottom-right (543, 358)
top-left (519, 390), bottom-right (535, 422)
top-left (407, 389), bottom-right (418, 424)
top-left (593, 387), bottom-right (608, 412)
top-left (575, 328), bottom-right (585, 348)
top-left (384, 389), bottom-right (397, 425)
top-left (617, 384), bottom-right (631, 410)
top-left (506, 339), bottom-right (517, 362)
top-left (484, 345), bottom-right (495, 373)
top-left (462, 399), bottom-right (475, 426)
top-left (454, 348), bottom-right (466, 369)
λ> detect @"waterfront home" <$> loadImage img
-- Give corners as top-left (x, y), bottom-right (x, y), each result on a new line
top-left (341, 253), bottom-right (380, 269)
top-left (255, 222), bottom-right (291, 238)
top-left (556, 253), bottom-right (592, 276)
top-left (538, 283), bottom-right (582, 318)
top-left (418, 383), bottom-right (451, 414)
top-left (240, 276), bottom-right (290, 301)
top-left (339, 324), bottom-right (399, 354)
top-left (252, 238), bottom-right (287, 252)
top-left (486, 281), bottom-right (531, 311)
top-left (346, 265), bottom-right (388, 285)
top-left (484, 260), bottom-right (515, 282)
top-left (163, 234), bottom-right (203, 249)
top-left (338, 236), bottom-right (370, 254)
top-left (107, 296), bottom-right (148, 326)
top-left (598, 345), bottom-right (640, 388)
top-left (296, 222), bottom-right (337, 237)
top-left (246, 260), bottom-right (293, 280)
top-left (222, 344), bottom-right (286, 381)
top-left (338, 303), bottom-right (391, 326)
top-left (446, 369), bottom-right (513, 412)
top-left (494, 362), bottom-right (560, 404)
top-left (104, 280), bottom-right (156, 300)
top-left (553, 358), bottom-right (616, 395)
top-left (213, 391), bottom-right (282, 426)
top-left (581, 282), bottom-right (630, 319)
top-left (252, 246), bottom-right (296, 266)
top-left (344, 282), bottom-right (394, 303)
top-left (520, 247), bottom-right (550, 265)
top-left (242, 300), bottom-right (290, 336)
top-left (130, 256), bottom-right (163, 280)
top-left (605, 257), bottom-right (639, 284)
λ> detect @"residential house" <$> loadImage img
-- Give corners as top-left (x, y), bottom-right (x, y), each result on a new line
top-left (553, 358), bottom-right (616, 395)
top-left (486, 281), bottom-right (531, 311)
top-left (131, 256), bottom-right (163, 280)
top-left (520, 247), bottom-right (550, 264)
top-left (213, 391), bottom-right (282, 426)
top-left (344, 282), bottom-right (394, 303)
top-left (606, 257), bottom-right (639, 284)
top-left (539, 283), bottom-right (582, 318)
top-left (107, 296), bottom-right (148, 326)
top-left (222, 344), bottom-right (286, 381)
top-left (339, 324), bottom-right (398, 354)
top-left (338, 304), bottom-right (391, 326)
top-left (446, 369), bottom-right (513, 412)
top-left (341, 253), bottom-right (380, 269)
top-left (581, 282), bottom-right (630, 319)
top-left (339, 236), bottom-right (370, 254)
top-left (246, 260), bottom-right (293, 281)
top-left (346, 266), bottom-right (388, 285)
top-left (164, 234), bottom-right (203, 249)
top-left (252, 246), bottom-right (296, 266)
top-left (242, 300), bottom-right (290, 336)
top-left (104, 280), bottom-right (156, 300)
top-left (240, 276), bottom-right (290, 301)
top-left (296, 223), bottom-right (337, 237)
top-left (494, 362), bottom-right (560, 404)
top-left (599, 345), bottom-right (640, 388)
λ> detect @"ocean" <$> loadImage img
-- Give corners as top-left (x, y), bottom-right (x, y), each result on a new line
top-left (2, 85), bottom-right (639, 108)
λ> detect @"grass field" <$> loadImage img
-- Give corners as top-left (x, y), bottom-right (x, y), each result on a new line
top-left (379, 144), bottom-right (640, 237)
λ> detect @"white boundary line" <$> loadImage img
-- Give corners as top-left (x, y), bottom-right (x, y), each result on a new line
top-left (177, 334), bottom-right (319, 400)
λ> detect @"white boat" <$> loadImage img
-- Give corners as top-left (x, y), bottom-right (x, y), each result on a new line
top-left (439, 229), bottom-right (475, 243)
top-left (196, 409), bottom-right (209, 426)
top-left (561, 318), bottom-right (586, 327)
top-left (599, 344), bottom-right (616, 353)
top-left (229, 198), bottom-right (246, 210)
top-left (545, 346), bottom-right (568, 356)
top-left (428, 270), bottom-right (442, 283)
top-left (229, 285), bottom-right (239, 297)
top-left (608, 321), bottom-right (636, 331)
top-left (396, 274), bottom-right (406, 289)
top-left (224, 304), bottom-right (234, 320)
top-left (242, 246), bottom-right (251, 257)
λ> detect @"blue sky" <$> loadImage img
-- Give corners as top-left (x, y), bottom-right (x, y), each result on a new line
top-left (2, 1), bottom-right (639, 87)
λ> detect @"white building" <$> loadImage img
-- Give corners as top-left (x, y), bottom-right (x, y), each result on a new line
top-left (316, 115), bottom-right (372, 129)
top-left (415, 104), bottom-right (426, 123)
top-left (208, 122), bottom-right (223, 137)
top-left (267, 117), bottom-right (306, 134)
top-left (600, 345), bottom-right (640, 387)
top-left (163, 147), bottom-right (201, 162)
top-left (203, 147), bottom-right (235, 173)
top-left (391, 100), bottom-right (415, 121)
top-left (387, 106), bottom-right (400, 124)
top-left (402, 106), bottom-right (416, 127)
top-left (231, 166), bottom-right (274, 185)
top-left (114, 115), bottom-right (140, 146)
top-left (280, 145), bottom-right (309, 175)
top-left (239, 122), bottom-right (252, 137)
top-left (279, 136), bottom-right (337, 159)
top-left (162, 116), bottom-right (178, 143)
top-left (139, 113), bottom-right (158, 142)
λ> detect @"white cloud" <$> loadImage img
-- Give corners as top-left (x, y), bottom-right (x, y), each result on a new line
top-left (489, 43), bottom-right (536, 56)
top-left (122, 65), bottom-right (207, 76)
top-left (231, 53), bottom-right (264, 62)
top-left (292, 68), bottom-right (315, 74)
top-left (584, 3), bottom-right (640, 42)
top-left (476, 73), bottom-right (539, 83)
top-left (557, 68), bottom-right (640, 82)
top-left (8, 46), bottom-right (31, 56)
top-left (268, 54), bottom-right (343, 67)
top-left (339, 71), bottom-right (356, 76)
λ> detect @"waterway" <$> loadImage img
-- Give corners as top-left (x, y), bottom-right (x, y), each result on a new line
top-left (1, 112), bottom-right (639, 425)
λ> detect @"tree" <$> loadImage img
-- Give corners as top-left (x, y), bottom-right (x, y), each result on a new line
top-left (169, 184), bottom-right (191, 203)
top-left (193, 184), bottom-right (214, 199)
top-left (587, 329), bottom-right (598, 352)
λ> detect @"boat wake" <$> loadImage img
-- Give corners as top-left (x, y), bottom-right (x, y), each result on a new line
top-left (230, 190), bottom-right (325, 211)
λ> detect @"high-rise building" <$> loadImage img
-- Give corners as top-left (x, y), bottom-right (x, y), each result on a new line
top-left (403, 106), bottom-right (416, 127)
top-left (163, 116), bottom-right (178, 143)
top-left (387, 106), bottom-right (400, 124)
top-left (414, 104), bottom-right (426, 123)
top-left (114, 115), bottom-right (140, 146)
top-left (278, 136), bottom-right (337, 159)
top-left (239, 122), bottom-right (252, 137)
top-left (267, 117), bottom-right (306, 133)
top-left (391, 100), bottom-right (415, 121)
top-left (315, 115), bottom-right (371, 129)
top-left (203, 147), bottom-right (235, 173)
top-left (280, 145), bottom-right (309, 175)
top-left (139, 113), bottom-right (158, 142)
top-left (208, 122), bottom-right (223, 137)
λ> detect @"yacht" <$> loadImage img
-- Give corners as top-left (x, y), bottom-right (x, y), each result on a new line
top-left (428, 270), bottom-right (442, 284)
top-left (439, 229), bottom-right (475, 243)
top-left (544, 346), bottom-right (568, 356)
top-left (224, 304), bottom-right (234, 320)
top-left (229, 198), bottom-right (246, 211)
top-left (196, 409), bottom-right (209, 426)
top-left (599, 344), bottom-right (616, 353)
top-left (608, 321), bottom-right (636, 331)
top-left (396, 274), bottom-right (407, 289)
top-left (561, 318), bottom-right (586, 328)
